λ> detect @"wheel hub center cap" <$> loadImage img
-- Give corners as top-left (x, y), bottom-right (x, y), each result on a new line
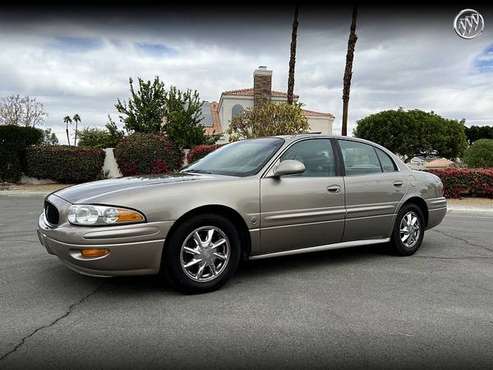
top-left (200, 248), bottom-right (212, 260)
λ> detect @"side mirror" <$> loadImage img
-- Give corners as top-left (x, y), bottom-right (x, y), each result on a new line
top-left (273, 160), bottom-right (305, 177)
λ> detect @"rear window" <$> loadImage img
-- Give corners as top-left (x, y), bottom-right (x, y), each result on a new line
top-left (339, 140), bottom-right (382, 176)
top-left (375, 147), bottom-right (398, 172)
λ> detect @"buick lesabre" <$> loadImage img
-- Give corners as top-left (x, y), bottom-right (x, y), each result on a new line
top-left (37, 135), bottom-right (447, 293)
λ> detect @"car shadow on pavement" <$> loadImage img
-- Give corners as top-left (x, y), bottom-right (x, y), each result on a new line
top-left (239, 242), bottom-right (392, 276)
top-left (102, 242), bottom-right (393, 295)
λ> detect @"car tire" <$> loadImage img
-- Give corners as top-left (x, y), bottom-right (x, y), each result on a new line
top-left (391, 203), bottom-right (425, 256)
top-left (162, 213), bottom-right (241, 294)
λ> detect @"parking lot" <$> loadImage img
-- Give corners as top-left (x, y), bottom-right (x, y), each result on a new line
top-left (1, 194), bottom-right (492, 369)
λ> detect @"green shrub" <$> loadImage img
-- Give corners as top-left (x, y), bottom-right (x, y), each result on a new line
top-left (463, 139), bottom-right (493, 168)
top-left (465, 125), bottom-right (493, 144)
top-left (114, 133), bottom-right (182, 176)
top-left (78, 127), bottom-right (122, 149)
top-left (0, 125), bottom-right (44, 147)
top-left (0, 148), bottom-right (21, 183)
top-left (25, 145), bottom-right (105, 183)
top-left (164, 87), bottom-right (218, 148)
top-left (428, 168), bottom-right (493, 198)
top-left (354, 109), bottom-right (467, 162)
top-left (0, 125), bottom-right (43, 182)
top-left (228, 102), bottom-right (309, 141)
top-left (187, 144), bottom-right (222, 164)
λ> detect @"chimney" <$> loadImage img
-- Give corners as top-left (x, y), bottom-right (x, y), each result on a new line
top-left (253, 66), bottom-right (272, 107)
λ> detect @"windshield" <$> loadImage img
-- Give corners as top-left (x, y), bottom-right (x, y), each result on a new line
top-left (184, 137), bottom-right (284, 177)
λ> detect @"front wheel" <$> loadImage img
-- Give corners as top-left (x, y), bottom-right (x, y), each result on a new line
top-left (391, 204), bottom-right (425, 256)
top-left (162, 214), bottom-right (241, 293)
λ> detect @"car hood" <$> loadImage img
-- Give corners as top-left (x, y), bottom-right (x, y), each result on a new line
top-left (52, 173), bottom-right (230, 204)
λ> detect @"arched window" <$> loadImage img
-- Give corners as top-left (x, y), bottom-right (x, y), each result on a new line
top-left (232, 104), bottom-right (244, 119)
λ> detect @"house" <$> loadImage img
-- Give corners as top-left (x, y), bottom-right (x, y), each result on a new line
top-left (200, 66), bottom-right (334, 141)
top-left (407, 156), bottom-right (456, 170)
top-left (425, 158), bottom-right (455, 169)
top-left (407, 156), bottom-right (426, 170)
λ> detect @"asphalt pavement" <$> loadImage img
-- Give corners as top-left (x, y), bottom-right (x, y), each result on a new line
top-left (1, 194), bottom-right (492, 369)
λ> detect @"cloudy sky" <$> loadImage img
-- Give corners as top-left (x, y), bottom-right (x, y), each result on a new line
top-left (0, 5), bottom-right (492, 143)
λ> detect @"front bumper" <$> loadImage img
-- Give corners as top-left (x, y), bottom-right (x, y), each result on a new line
top-left (37, 229), bottom-right (165, 277)
top-left (37, 196), bottom-right (174, 277)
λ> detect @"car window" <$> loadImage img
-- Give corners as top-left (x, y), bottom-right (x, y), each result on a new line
top-left (280, 139), bottom-right (336, 177)
top-left (339, 140), bottom-right (382, 176)
top-left (375, 147), bottom-right (397, 172)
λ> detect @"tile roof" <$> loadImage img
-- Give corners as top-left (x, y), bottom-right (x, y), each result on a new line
top-left (302, 109), bottom-right (335, 118)
top-left (221, 88), bottom-right (298, 99)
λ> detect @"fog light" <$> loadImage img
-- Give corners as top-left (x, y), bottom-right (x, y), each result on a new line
top-left (80, 248), bottom-right (110, 258)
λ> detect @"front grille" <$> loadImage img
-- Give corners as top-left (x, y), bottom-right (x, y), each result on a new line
top-left (44, 201), bottom-right (59, 225)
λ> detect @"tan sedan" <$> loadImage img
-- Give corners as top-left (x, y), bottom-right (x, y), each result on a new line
top-left (37, 135), bottom-right (447, 293)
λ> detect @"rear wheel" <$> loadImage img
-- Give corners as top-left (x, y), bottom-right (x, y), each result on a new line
top-left (391, 204), bottom-right (425, 256)
top-left (162, 214), bottom-right (241, 293)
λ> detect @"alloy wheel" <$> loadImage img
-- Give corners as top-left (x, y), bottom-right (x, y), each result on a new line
top-left (399, 211), bottom-right (421, 248)
top-left (180, 226), bottom-right (231, 282)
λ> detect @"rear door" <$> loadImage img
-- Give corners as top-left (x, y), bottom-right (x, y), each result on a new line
top-left (337, 139), bottom-right (407, 241)
top-left (258, 138), bottom-right (345, 255)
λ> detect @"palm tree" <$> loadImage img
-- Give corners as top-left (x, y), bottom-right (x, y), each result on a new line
top-left (72, 114), bottom-right (81, 146)
top-left (287, 5), bottom-right (299, 105)
top-left (63, 115), bottom-right (72, 146)
top-left (341, 6), bottom-right (358, 136)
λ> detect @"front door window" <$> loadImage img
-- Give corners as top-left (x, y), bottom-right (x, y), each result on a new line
top-left (280, 139), bottom-right (336, 177)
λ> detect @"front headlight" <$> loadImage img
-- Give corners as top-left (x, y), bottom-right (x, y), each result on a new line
top-left (68, 205), bottom-right (145, 226)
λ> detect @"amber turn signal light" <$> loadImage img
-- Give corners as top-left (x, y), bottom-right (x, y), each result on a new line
top-left (80, 248), bottom-right (110, 258)
top-left (116, 209), bottom-right (145, 223)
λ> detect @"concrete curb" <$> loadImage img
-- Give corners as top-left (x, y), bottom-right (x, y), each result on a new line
top-left (0, 191), bottom-right (51, 196)
top-left (447, 206), bottom-right (493, 214)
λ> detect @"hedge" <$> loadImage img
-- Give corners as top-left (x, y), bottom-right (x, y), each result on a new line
top-left (114, 133), bottom-right (182, 176)
top-left (0, 125), bottom-right (43, 182)
top-left (0, 149), bottom-right (22, 183)
top-left (187, 144), bottom-right (222, 164)
top-left (428, 168), bottom-right (493, 198)
top-left (25, 145), bottom-right (105, 183)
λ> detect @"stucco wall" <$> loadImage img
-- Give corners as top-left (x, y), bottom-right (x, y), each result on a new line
top-left (219, 96), bottom-right (254, 138)
top-left (307, 116), bottom-right (334, 135)
top-left (219, 95), bottom-right (334, 139)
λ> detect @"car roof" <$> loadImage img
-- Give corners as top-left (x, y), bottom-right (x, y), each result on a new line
top-left (273, 134), bottom-right (376, 145)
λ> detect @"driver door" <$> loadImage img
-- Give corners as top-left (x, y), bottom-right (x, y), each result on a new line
top-left (258, 138), bottom-right (345, 255)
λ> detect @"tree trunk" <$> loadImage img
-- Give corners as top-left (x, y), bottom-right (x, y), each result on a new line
top-left (341, 6), bottom-right (358, 136)
top-left (74, 121), bottom-right (78, 146)
top-left (66, 126), bottom-right (71, 146)
top-left (287, 5), bottom-right (299, 105)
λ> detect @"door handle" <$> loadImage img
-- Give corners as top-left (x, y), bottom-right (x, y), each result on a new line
top-left (393, 181), bottom-right (404, 187)
top-left (327, 185), bottom-right (341, 193)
